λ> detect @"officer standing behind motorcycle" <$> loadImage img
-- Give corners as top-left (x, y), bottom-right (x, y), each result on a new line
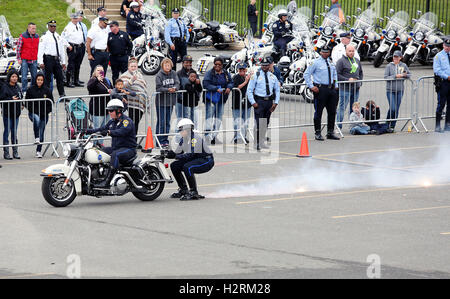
top-left (304, 46), bottom-right (340, 141)
top-left (272, 9), bottom-right (294, 57)
top-left (165, 8), bottom-right (190, 71)
top-left (166, 118), bottom-right (214, 201)
top-left (62, 13), bottom-right (85, 88)
top-left (246, 56), bottom-right (280, 151)
top-left (107, 21), bottom-right (133, 84)
top-left (126, 2), bottom-right (144, 40)
top-left (84, 99), bottom-right (137, 188)
top-left (433, 38), bottom-right (450, 132)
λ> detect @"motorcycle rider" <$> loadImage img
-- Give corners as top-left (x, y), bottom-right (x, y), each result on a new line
top-left (272, 9), bottom-right (294, 57)
top-left (166, 118), bottom-right (214, 200)
top-left (84, 99), bottom-right (137, 188)
top-left (126, 1), bottom-right (144, 40)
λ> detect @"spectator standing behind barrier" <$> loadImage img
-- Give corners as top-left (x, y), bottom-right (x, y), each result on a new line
top-left (361, 100), bottom-right (393, 135)
top-left (87, 65), bottom-right (113, 132)
top-left (433, 38), bottom-right (450, 132)
top-left (177, 70), bottom-right (202, 128)
top-left (203, 56), bottom-right (233, 145)
top-left (247, 0), bottom-right (258, 37)
top-left (25, 73), bottom-right (53, 158)
top-left (86, 17), bottom-right (110, 76)
top-left (155, 58), bottom-right (180, 147)
top-left (331, 32), bottom-right (360, 63)
top-left (62, 14), bottom-right (86, 88)
top-left (176, 55), bottom-right (194, 122)
top-left (16, 23), bottom-right (39, 94)
top-left (384, 50), bottom-right (411, 130)
top-left (349, 102), bottom-right (369, 135)
top-left (0, 69), bottom-right (22, 160)
top-left (304, 46), bottom-right (340, 141)
top-left (119, 58), bottom-right (148, 137)
top-left (232, 62), bottom-right (252, 144)
top-left (108, 21), bottom-right (133, 84)
top-left (336, 44), bottom-right (363, 129)
top-left (165, 8), bottom-right (189, 71)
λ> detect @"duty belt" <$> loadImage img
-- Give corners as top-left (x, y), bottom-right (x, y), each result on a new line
top-left (70, 43), bottom-right (83, 47)
top-left (314, 83), bottom-right (334, 89)
top-left (44, 54), bottom-right (59, 59)
top-left (254, 95), bottom-right (274, 101)
top-left (94, 48), bottom-right (107, 52)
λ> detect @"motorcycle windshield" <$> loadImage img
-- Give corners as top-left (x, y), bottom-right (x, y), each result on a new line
top-left (265, 5), bottom-right (287, 25)
top-left (182, 0), bottom-right (202, 18)
top-left (292, 7), bottom-right (311, 33)
top-left (142, 0), bottom-right (164, 18)
top-left (321, 8), bottom-right (341, 29)
top-left (389, 11), bottom-right (410, 30)
top-left (355, 8), bottom-right (377, 29)
top-left (413, 12), bottom-right (438, 33)
top-left (0, 15), bottom-right (12, 39)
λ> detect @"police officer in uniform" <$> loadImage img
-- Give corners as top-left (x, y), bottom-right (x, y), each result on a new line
top-left (126, 1), bottom-right (144, 40)
top-left (76, 11), bottom-right (88, 85)
top-left (86, 17), bottom-right (110, 76)
top-left (108, 21), bottom-right (133, 84)
top-left (165, 7), bottom-right (189, 71)
top-left (62, 13), bottom-right (85, 87)
top-left (166, 118), bottom-right (214, 201)
top-left (272, 9), bottom-right (294, 57)
top-left (433, 38), bottom-right (450, 132)
top-left (37, 20), bottom-right (68, 97)
top-left (304, 46), bottom-right (340, 141)
top-left (246, 56), bottom-right (280, 151)
top-left (85, 99), bottom-right (137, 188)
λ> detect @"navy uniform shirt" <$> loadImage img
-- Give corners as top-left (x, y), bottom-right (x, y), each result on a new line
top-left (88, 114), bottom-right (137, 149)
top-left (126, 10), bottom-right (144, 36)
top-left (272, 20), bottom-right (293, 39)
top-left (174, 132), bottom-right (213, 160)
top-left (107, 30), bottom-right (133, 56)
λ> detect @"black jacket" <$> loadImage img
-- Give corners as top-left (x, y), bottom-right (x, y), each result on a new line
top-left (179, 80), bottom-right (202, 107)
top-left (361, 106), bottom-right (381, 126)
top-left (87, 114), bottom-right (137, 149)
top-left (87, 77), bottom-right (112, 116)
top-left (232, 74), bottom-right (251, 109)
top-left (0, 83), bottom-right (22, 118)
top-left (248, 4), bottom-right (257, 23)
top-left (25, 84), bottom-right (54, 117)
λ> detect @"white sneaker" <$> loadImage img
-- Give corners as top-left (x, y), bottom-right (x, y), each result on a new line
top-left (34, 138), bottom-right (40, 144)
top-left (35, 152), bottom-right (42, 158)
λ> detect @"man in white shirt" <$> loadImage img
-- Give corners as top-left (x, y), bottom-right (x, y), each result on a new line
top-left (331, 32), bottom-right (360, 63)
top-left (62, 13), bottom-right (85, 87)
top-left (38, 20), bottom-right (70, 97)
top-left (86, 17), bottom-right (110, 76)
top-left (92, 6), bottom-right (110, 31)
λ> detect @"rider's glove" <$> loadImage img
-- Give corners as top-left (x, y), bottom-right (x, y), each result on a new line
top-left (166, 150), bottom-right (177, 159)
top-left (100, 130), bottom-right (109, 137)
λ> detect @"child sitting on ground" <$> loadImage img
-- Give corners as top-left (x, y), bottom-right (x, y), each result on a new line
top-left (349, 102), bottom-right (370, 135)
top-left (361, 100), bottom-right (394, 135)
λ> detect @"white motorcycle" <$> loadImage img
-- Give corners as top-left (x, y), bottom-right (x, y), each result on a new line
top-left (312, 7), bottom-right (345, 52)
top-left (286, 7), bottom-right (314, 62)
top-left (403, 11), bottom-right (444, 66)
top-left (0, 15), bottom-right (18, 76)
top-left (261, 3), bottom-right (286, 44)
top-left (349, 6), bottom-right (380, 61)
top-left (41, 133), bottom-right (173, 207)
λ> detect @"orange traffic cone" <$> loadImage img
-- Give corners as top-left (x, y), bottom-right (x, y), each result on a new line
top-left (144, 126), bottom-right (154, 151)
top-left (297, 132), bottom-right (311, 158)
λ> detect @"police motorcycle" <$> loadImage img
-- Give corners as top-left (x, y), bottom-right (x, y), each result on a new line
top-left (373, 10), bottom-right (410, 68)
top-left (349, 6), bottom-right (380, 61)
top-left (41, 132), bottom-right (173, 207)
top-left (285, 7), bottom-right (314, 63)
top-left (194, 52), bottom-right (233, 75)
top-left (261, 3), bottom-right (287, 44)
top-left (181, 0), bottom-right (241, 50)
top-left (0, 15), bottom-right (19, 77)
top-left (403, 11), bottom-right (444, 66)
top-left (312, 7), bottom-right (345, 53)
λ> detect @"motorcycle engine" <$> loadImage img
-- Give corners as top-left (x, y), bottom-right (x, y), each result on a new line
top-left (197, 32), bottom-right (206, 39)
top-left (110, 174), bottom-right (128, 195)
top-left (198, 36), bottom-right (213, 46)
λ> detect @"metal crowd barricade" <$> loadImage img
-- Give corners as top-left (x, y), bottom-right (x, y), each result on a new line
top-left (0, 98), bottom-right (57, 156)
top-left (414, 76), bottom-right (436, 132)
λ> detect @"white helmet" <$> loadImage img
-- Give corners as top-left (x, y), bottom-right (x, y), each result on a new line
top-left (177, 118), bottom-right (195, 131)
top-left (106, 99), bottom-right (125, 111)
top-left (278, 9), bottom-right (288, 18)
top-left (130, 1), bottom-right (139, 8)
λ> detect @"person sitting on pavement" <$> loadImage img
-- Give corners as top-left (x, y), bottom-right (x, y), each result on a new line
top-left (166, 118), bottom-right (215, 201)
top-left (349, 102), bottom-right (370, 135)
top-left (361, 100), bottom-right (394, 135)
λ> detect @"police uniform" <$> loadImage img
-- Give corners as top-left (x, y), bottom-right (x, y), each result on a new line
top-left (37, 20), bottom-right (67, 97)
top-left (107, 23), bottom-right (133, 84)
top-left (77, 12), bottom-right (88, 84)
top-left (165, 8), bottom-right (189, 71)
top-left (126, 8), bottom-right (144, 40)
top-left (92, 6), bottom-right (111, 33)
top-left (62, 14), bottom-right (85, 87)
top-left (304, 46), bottom-right (340, 140)
top-left (272, 19), bottom-right (294, 57)
top-left (87, 17), bottom-right (110, 76)
top-left (433, 40), bottom-right (450, 131)
top-left (246, 57), bottom-right (281, 149)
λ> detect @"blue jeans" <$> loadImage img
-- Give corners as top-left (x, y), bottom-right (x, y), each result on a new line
top-left (156, 105), bottom-right (174, 146)
top-left (386, 91), bottom-right (404, 128)
top-left (175, 102), bottom-right (198, 127)
top-left (205, 100), bottom-right (224, 140)
top-left (3, 116), bottom-right (20, 145)
top-left (337, 89), bottom-right (359, 129)
top-left (21, 60), bottom-right (38, 93)
top-left (28, 113), bottom-right (49, 151)
top-left (232, 108), bottom-right (251, 140)
top-left (350, 125), bottom-right (369, 135)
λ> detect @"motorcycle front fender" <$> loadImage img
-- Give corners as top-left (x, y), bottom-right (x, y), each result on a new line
top-left (378, 43), bottom-right (390, 53)
top-left (41, 164), bottom-right (82, 195)
top-left (404, 45), bottom-right (417, 56)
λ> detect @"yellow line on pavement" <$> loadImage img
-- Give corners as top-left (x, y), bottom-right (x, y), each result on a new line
top-left (332, 205), bottom-right (450, 219)
top-left (0, 272), bottom-right (56, 279)
top-left (440, 232), bottom-right (450, 235)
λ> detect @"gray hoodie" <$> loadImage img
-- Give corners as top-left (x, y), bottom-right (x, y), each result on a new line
top-left (384, 62), bottom-right (411, 92)
top-left (155, 70), bottom-right (180, 106)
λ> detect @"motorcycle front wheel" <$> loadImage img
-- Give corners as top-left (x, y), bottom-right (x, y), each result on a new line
top-left (133, 166), bottom-right (165, 201)
top-left (141, 55), bottom-right (162, 76)
top-left (373, 51), bottom-right (384, 68)
top-left (42, 177), bottom-right (76, 207)
top-left (402, 53), bottom-right (412, 66)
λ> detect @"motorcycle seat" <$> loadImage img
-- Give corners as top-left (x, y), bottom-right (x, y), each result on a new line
top-left (207, 21), bottom-right (220, 30)
top-left (219, 54), bottom-right (232, 60)
top-left (223, 22), bottom-right (237, 28)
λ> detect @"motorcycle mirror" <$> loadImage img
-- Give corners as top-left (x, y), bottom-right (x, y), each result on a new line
top-left (161, 5), bottom-right (166, 10)
top-left (356, 7), bottom-right (362, 14)
top-left (389, 9), bottom-right (395, 15)
top-left (314, 15), bottom-right (319, 20)
top-left (204, 8), bottom-right (209, 14)
top-left (416, 10), bottom-right (422, 17)
top-left (268, 3), bottom-right (273, 9)
top-left (440, 22), bottom-right (446, 28)
top-left (412, 18), bottom-right (417, 24)
top-left (324, 5), bottom-right (330, 12)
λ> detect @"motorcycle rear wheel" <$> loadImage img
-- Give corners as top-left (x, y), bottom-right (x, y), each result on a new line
top-left (133, 166), bottom-right (165, 201)
top-left (141, 55), bottom-right (162, 76)
top-left (42, 177), bottom-right (76, 207)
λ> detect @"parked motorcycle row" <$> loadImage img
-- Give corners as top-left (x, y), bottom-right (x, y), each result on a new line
top-left (0, 15), bottom-right (19, 77)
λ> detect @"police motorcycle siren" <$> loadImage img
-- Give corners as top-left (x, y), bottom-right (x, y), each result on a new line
top-left (0, 15), bottom-right (19, 76)
top-left (349, 6), bottom-right (380, 61)
top-left (373, 10), bottom-right (410, 68)
top-left (403, 11), bottom-right (444, 66)
top-left (313, 7), bottom-right (346, 53)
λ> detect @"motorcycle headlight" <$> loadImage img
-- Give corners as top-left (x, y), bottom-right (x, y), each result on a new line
top-left (387, 30), bottom-right (397, 40)
top-left (63, 144), bottom-right (76, 158)
top-left (324, 26), bottom-right (333, 36)
top-left (414, 31), bottom-right (424, 42)
top-left (355, 28), bottom-right (364, 38)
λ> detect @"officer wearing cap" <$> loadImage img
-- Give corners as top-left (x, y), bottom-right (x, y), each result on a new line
top-left (108, 21), bottom-right (133, 84)
top-left (304, 46), bottom-right (340, 141)
top-left (272, 9), bottom-right (294, 57)
top-left (331, 32), bottom-right (360, 62)
top-left (76, 11), bottom-right (88, 85)
top-left (62, 13), bottom-right (85, 87)
top-left (433, 38), bottom-right (450, 132)
top-left (126, 1), bottom-right (144, 40)
top-left (37, 20), bottom-right (68, 97)
top-left (92, 6), bottom-right (110, 32)
top-left (246, 56), bottom-right (280, 150)
top-left (165, 7), bottom-right (190, 70)
top-left (86, 17), bottom-right (110, 76)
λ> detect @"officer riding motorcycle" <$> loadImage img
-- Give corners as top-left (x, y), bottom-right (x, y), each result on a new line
top-left (272, 9), bottom-right (294, 58)
top-left (127, 1), bottom-right (144, 40)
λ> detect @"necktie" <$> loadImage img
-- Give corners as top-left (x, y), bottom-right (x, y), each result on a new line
top-left (264, 71), bottom-right (271, 96)
top-left (325, 58), bottom-right (331, 86)
top-left (176, 19), bottom-right (183, 39)
top-left (52, 32), bottom-right (60, 58)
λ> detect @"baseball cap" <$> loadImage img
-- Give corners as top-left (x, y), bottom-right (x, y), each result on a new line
top-left (99, 17), bottom-right (109, 23)
top-left (237, 62), bottom-right (248, 69)
top-left (444, 38), bottom-right (450, 47)
top-left (97, 6), bottom-right (106, 12)
top-left (109, 20), bottom-right (119, 26)
top-left (182, 55), bottom-right (193, 62)
top-left (393, 50), bottom-right (403, 57)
